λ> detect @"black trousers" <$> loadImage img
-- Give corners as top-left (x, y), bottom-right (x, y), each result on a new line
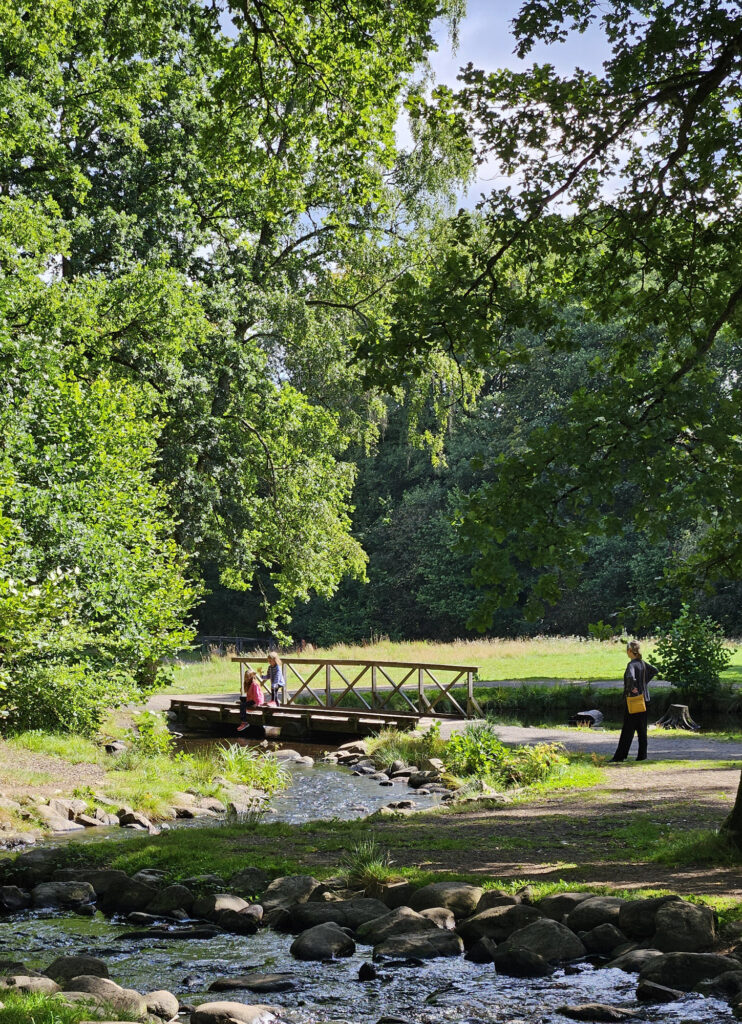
top-left (612, 709), bottom-right (648, 761)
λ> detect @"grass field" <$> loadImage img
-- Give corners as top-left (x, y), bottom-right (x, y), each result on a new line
top-left (166, 636), bottom-right (742, 695)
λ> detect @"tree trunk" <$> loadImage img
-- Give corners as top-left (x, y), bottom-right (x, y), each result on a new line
top-left (720, 771), bottom-right (742, 847)
top-left (655, 704), bottom-right (700, 731)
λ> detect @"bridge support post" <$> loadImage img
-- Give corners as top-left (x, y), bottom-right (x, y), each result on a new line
top-left (326, 664), bottom-right (333, 708)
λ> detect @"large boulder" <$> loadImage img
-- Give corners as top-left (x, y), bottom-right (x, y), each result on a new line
top-left (290, 922), bottom-right (355, 961)
top-left (0, 886), bottom-right (30, 913)
top-left (229, 868), bottom-right (270, 896)
top-left (99, 878), bottom-right (157, 915)
top-left (607, 949), bottom-right (662, 974)
top-left (695, 969), bottom-right (742, 1003)
top-left (419, 907), bottom-right (456, 930)
top-left (555, 1004), bottom-right (637, 1022)
top-left (566, 896), bottom-right (625, 932)
top-left (373, 929), bottom-right (464, 959)
top-left (537, 892), bottom-right (596, 922)
top-left (51, 868), bottom-right (130, 898)
top-left (45, 956), bottom-right (109, 984)
top-left (0, 975), bottom-right (60, 994)
top-left (497, 918), bottom-right (586, 963)
top-left (2, 848), bottom-right (59, 886)
top-left (475, 890), bottom-right (521, 914)
top-left (409, 882), bottom-right (482, 919)
top-left (192, 893), bottom-right (249, 921)
top-left (618, 896), bottom-right (681, 940)
top-left (457, 903), bottom-right (544, 947)
top-left (492, 948), bottom-right (554, 977)
top-left (464, 937), bottom-right (498, 964)
top-left (366, 880), bottom-right (416, 909)
top-left (356, 907), bottom-right (438, 946)
top-left (261, 875), bottom-right (320, 913)
top-left (208, 974), bottom-right (297, 994)
top-left (147, 884), bottom-right (195, 916)
top-left (191, 1002), bottom-right (278, 1024)
top-left (639, 952), bottom-right (741, 991)
top-left (64, 976), bottom-right (148, 1018)
top-left (31, 881), bottom-right (95, 910)
top-left (652, 900), bottom-right (716, 952)
top-left (287, 898), bottom-right (388, 934)
top-left (145, 989), bottom-right (180, 1019)
top-left (581, 923), bottom-right (627, 955)
top-left (216, 908), bottom-right (261, 935)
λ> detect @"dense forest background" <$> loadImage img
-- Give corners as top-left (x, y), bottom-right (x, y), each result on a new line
top-left (3, 0), bottom-right (742, 731)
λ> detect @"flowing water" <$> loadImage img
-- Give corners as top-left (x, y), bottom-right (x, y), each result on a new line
top-left (0, 910), bottom-right (734, 1024)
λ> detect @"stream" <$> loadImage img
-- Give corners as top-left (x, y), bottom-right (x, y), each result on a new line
top-left (1, 745), bottom-right (737, 1023)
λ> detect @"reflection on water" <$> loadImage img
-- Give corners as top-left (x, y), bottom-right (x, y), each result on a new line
top-left (0, 912), bottom-right (733, 1024)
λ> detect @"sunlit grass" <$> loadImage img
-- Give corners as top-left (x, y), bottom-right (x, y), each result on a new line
top-left (0, 991), bottom-right (134, 1024)
top-left (166, 636), bottom-right (742, 695)
top-left (8, 730), bottom-right (106, 765)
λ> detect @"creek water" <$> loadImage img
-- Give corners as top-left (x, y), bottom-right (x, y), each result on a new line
top-left (0, 910), bottom-right (734, 1024)
top-left (3, 745), bottom-right (737, 1023)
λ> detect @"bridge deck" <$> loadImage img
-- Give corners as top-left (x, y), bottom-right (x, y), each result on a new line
top-left (168, 693), bottom-right (433, 736)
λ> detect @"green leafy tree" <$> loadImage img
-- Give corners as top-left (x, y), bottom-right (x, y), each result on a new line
top-left (653, 605), bottom-right (733, 701)
top-left (367, 2), bottom-right (742, 628)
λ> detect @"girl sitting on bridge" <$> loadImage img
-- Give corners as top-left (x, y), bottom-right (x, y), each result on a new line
top-left (237, 669), bottom-right (264, 732)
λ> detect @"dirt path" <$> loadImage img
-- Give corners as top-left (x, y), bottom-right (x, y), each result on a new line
top-left (0, 741), bottom-right (106, 799)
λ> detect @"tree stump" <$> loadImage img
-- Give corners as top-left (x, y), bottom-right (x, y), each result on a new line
top-left (654, 704), bottom-right (700, 731)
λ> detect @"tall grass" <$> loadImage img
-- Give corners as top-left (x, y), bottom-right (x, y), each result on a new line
top-left (8, 730), bottom-right (105, 765)
top-left (217, 744), bottom-right (289, 793)
top-left (340, 837), bottom-right (395, 888)
top-left (0, 991), bottom-right (134, 1024)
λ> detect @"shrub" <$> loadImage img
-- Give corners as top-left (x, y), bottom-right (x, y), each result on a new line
top-left (340, 838), bottom-right (394, 888)
top-left (443, 721), bottom-right (566, 788)
top-left (217, 743), bottom-right (289, 793)
top-left (654, 605), bottom-right (734, 700)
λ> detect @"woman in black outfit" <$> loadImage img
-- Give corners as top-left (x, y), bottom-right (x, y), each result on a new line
top-left (609, 640), bottom-right (658, 763)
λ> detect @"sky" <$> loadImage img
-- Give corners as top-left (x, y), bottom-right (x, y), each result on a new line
top-left (424, 0), bottom-right (610, 204)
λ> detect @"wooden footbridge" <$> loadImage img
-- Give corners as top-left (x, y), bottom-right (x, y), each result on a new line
top-left (169, 656), bottom-right (482, 738)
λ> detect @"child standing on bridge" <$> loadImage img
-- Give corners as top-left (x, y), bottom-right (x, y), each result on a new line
top-left (263, 651), bottom-right (285, 706)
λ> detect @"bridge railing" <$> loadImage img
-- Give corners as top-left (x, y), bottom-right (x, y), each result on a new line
top-left (232, 657), bottom-right (483, 718)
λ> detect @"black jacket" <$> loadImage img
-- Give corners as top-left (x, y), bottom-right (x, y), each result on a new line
top-left (624, 659), bottom-right (658, 703)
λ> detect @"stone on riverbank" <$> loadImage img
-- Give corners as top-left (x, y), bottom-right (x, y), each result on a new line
top-left (288, 898), bottom-right (389, 934)
top-left (652, 899), bottom-right (716, 952)
top-left (191, 1001), bottom-right (279, 1024)
top-left (638, 952), bottom-right (741, 991)
top-left (464, 937), bottom-right (498, 963)
top-left (63, 976), bottom-right (147, 1018)
top-left (373, 930), bottom-right (464, 959)
top-left (617, 895), bottom-right (680, 940)
top-left (492, 947), bottom-right (554, 977)
top-left (409, 882), bottom-right (483, 919)
top-left (192, 893), bottom-right (248, 920)
top-left (497, 918), bottom-right (586, 963)
top-left (100, 878), bottom-right (157, 915)
top-left (52, 868), bottom-right (130, 897)
top-left (32, 881), bottom-right (95, 910)
top-left (457, 903), bottom-right (544, 946)
top-left (209, 974), bottom-right (297, 994)
top-left (45, 956), bottom-right (109, 984)
top-left (366, 880), bottom-right (416, 909)
top-left (215, 908), bottom-right (261, 934)
top-left (144, 989), bottom-right (180, 1019)
top-left (566, 897), bottom-right (625, 932)
top-left (0, 975), bottom-right (60, 994)
top-left (418, 907), bottom-right (455, 930)
top-left (475, 890), bottom-right (521, 914)
top-left (261, 875), bottom-right (321, 913)
top-left (635, 980), bottom-right (685, 1003)
top-left (581, 923), bottom-right (627, 955)
top-left (695, 969), bottom-right (742, 1003)
top-left (229, 868), bottom-right (270, 895)
top-left (555, 1004), bottom-right (636, 1022)
top-left (536, 892), bottom-right (596, 922)
top-left (147, 884), bottom-right (195, 916)
top-left (356, 907), bottom-right (438, 946)
top-left (290, 922), bottom-right (356, 960)
top-left (607, 949), bottom-right (662, 973)
top-left (0, 886), bottom-right (30, 913)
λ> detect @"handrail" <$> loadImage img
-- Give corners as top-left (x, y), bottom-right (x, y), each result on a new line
top-left (231, 655), bottom-right (482, 718)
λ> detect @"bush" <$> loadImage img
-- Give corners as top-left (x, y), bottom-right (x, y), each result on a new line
top-left (217, 743), bottom-right (289, 794)
top-left (443, 721), bottom-right (567, 788)
top-left (654, 605), bottom-right (734, 700)
top-left (1, 662), bottom-right (132, 736)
